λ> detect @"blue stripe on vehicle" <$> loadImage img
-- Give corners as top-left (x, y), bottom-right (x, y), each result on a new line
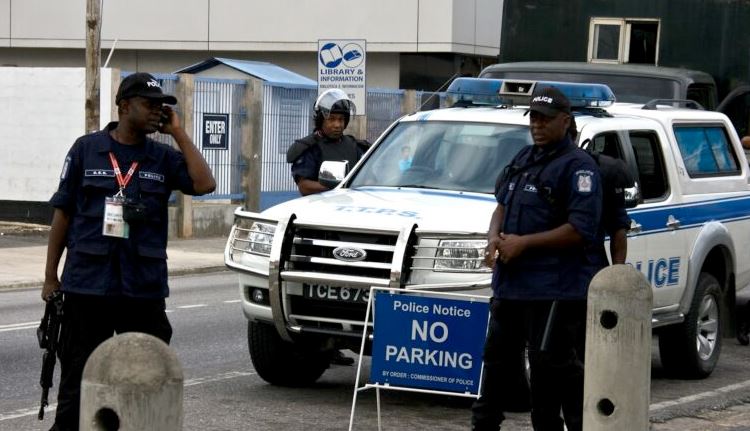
top-left (353, 187), bottom-right (750, 237)
top-left (627, 195), bottom-right (750, 236)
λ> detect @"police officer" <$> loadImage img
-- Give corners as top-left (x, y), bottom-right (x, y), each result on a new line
top-left (471, 86), bottom-right (605, 431)
top-left (42, 72), bottom-right (216, 431)
top-left (570, 116), bottom-right (632, 265)
top-left (286, 88), bottom-right (370, 195)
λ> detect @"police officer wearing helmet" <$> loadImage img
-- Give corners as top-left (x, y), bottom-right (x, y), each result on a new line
top-left (471, 86), bottom-right (605, 431)
top-left (286, 88), bottom-right (370, 195)
top-left (43, 72), bottom-right (216, 431)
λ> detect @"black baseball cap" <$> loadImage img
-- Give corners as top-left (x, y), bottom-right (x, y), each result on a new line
top-left (528, 86), bottom-right (571, 117)
top-left (115, 72), bottom-right (177, 105)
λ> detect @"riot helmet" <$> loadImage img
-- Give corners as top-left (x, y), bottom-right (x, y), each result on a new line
top-left (314, 88), bottom-right (356, 130)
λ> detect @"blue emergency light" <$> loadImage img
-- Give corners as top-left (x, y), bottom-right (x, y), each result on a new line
top-left (445, 77), bottom-right (616, 108)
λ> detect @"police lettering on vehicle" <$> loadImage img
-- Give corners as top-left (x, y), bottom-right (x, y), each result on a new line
top-left (335, 205), bottom-right (419, 218)
top-left (632, 257), bottom-right (680, 288)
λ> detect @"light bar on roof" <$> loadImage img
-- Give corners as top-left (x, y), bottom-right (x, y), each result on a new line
top-left (445, 77), bottom-right (616, 108)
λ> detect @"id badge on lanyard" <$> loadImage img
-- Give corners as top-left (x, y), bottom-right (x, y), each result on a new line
top-left (102, 152), bottom-right (138, 239)
top-left (103, 194), bottom-right (129, 238)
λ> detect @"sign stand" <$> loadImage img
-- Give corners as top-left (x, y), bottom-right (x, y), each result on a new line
top-left (348, 287), bottom-right (490, 431)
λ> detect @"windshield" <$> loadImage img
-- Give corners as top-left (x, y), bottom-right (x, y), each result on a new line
top-left (482, 70), bottom-right (681, 104)
top-left (349, 121), bottom-right (531, 194)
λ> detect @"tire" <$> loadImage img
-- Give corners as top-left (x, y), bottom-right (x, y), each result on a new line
top-left (247, 321), bottom-right (329, 386)
top-left (658, 273), bottom-right (723, 379)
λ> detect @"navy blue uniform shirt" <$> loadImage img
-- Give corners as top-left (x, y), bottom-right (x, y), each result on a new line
top-left (50, 122), bottom-right (197, 298)
top-left (492, 136), bottom-right (605, 300)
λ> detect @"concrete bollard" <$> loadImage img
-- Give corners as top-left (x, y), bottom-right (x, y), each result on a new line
top-left (80, 332), bottom-right (184, 431)
top-left (583, 264), bottom-right (653, 431)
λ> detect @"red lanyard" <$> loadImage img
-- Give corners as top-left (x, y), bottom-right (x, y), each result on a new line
top-left (108, 152), bottom-right (139, 191)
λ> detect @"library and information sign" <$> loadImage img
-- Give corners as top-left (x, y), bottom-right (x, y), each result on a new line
top-left (317, 39), bottom-right (366, 116)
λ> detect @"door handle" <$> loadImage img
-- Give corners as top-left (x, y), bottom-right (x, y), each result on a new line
top-left (629, 219), bottom-right (642, 234)
top-left (666, 215), bottom-right (681, 230)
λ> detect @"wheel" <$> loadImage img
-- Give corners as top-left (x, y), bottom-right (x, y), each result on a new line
top-left (658, 273), bottom-right (723, 378)
top-left (247, 321), bottom-right (329, 386)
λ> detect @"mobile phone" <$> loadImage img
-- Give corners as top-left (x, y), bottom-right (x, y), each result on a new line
top-left (159, 108), bottom-right (170, 131)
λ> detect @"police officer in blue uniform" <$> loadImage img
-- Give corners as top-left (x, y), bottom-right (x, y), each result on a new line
top-left (42, 72), bottom-right (216, 431)
top-left (286, 89), bottom-right (369, 196)
top-left (471, 86), bottom-right (605, 431)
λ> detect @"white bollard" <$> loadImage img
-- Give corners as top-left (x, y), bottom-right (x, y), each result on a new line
top-left (583, 264), bottom-right (653, 431)
top-left (80, 332), bottom-right (184, 431)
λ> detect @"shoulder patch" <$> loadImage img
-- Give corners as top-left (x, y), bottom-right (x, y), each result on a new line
top-left (60, 156), bottom-right (71, 180)
top-left (574, 169), bottom-right (594, 194)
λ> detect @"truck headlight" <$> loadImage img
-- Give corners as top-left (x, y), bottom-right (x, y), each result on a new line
top-left (247, 222), bottom-right (275, 255)
top-left (434, 239), bottom-right (489, 271)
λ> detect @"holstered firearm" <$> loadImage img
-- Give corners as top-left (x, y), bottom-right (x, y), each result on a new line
top-left (37, 291), bottom-right (64, 420)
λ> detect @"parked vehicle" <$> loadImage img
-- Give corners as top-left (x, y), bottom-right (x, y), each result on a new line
top-left (479, 61), bottom-right (750, 138)
top-left (225, 78), bottom-right (750, 385)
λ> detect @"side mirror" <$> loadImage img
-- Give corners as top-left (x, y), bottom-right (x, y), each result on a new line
top-left (319, 160), bottom-right (349, 189)
top-left (624, 181), bottom-right (641, 208)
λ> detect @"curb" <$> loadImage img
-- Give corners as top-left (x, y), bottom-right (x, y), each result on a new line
top-left (0, 266), bottom-right (230, 291)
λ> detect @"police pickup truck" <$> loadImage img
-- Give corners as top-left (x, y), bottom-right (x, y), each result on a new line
top-left (225, 79), bottom-right (750, 386)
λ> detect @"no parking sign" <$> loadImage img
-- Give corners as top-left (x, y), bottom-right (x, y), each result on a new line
top-left (318, 39), bottom-right (366, 115)
top-left (369, 290), bottom-right (489, 395)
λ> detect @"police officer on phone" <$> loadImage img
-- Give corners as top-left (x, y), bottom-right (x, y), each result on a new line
top-left (286, 88), bottom-right (370, 196)
top-left (42, 72), bottom-right (215, 431)
top-left (471, 86), bottom-right (605, 431)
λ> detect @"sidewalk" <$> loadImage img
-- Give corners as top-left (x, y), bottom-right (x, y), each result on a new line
top-left (0, 222), bottom-right (227, 290)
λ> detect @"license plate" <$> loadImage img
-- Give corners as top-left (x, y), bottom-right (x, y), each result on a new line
top-left (303, 284), bottom-right (370, 303)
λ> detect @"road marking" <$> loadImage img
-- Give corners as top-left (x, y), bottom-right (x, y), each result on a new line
top-left (650, 378), bottom-right (750, 411)
top-left (184, 371), bottom-right (256, 387)
top-left (0, 404), bottom-right (56, 421)
top-left (0, 322), bottom-right (38, 333)
top-left (224, 299), bottom-right (241, 303)
top-left (177, 304), bottom-right (207, 309)
top-left (0, 371), bottom-right (256, 422)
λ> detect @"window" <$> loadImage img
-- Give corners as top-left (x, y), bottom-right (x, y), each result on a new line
top-left (588, 18), bottom-right (660, 65)
top-left (673, 125), bottom-right (740, 177)
top-left (587, 132), bottom-right (624, 159)
top-left (629, 131), bottom-right (668, 200)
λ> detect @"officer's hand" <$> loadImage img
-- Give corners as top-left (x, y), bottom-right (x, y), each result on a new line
top-left (159, 106), bottom-right (181, 135)
top-left (497, 233), bottom-right (526, 264)
top-left (485, 236), bottom-right (501, 267)
top-left (42, 278), bottom-right (60, 301)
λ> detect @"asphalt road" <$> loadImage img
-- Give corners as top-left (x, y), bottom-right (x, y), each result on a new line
top-left (2, 272), bottom-right (750, 430)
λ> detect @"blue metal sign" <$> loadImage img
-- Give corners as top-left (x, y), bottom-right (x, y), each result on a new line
top-left (369, 291), bottom-right (489, 395)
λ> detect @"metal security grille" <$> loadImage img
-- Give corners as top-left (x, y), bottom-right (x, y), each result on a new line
top-left (193, 77), bottom-right (246, 200)
top-left (366, 88), bottom-right (404, 142)
top-left (262, 84), bottom-right (317, 192)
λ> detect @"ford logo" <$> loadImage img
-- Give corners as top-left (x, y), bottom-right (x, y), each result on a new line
top-left (332, 246), bottom-right (367, 262)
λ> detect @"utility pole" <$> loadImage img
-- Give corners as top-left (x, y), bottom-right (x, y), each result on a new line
top-left (85, 0), bottom-right (101, 133)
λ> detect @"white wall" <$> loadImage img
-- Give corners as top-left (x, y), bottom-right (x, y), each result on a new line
top-left (0, 67), bottom-right (113, 202)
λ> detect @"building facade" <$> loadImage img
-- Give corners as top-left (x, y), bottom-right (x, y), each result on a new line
top-left (0, 0), bottom-right (503, 90)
